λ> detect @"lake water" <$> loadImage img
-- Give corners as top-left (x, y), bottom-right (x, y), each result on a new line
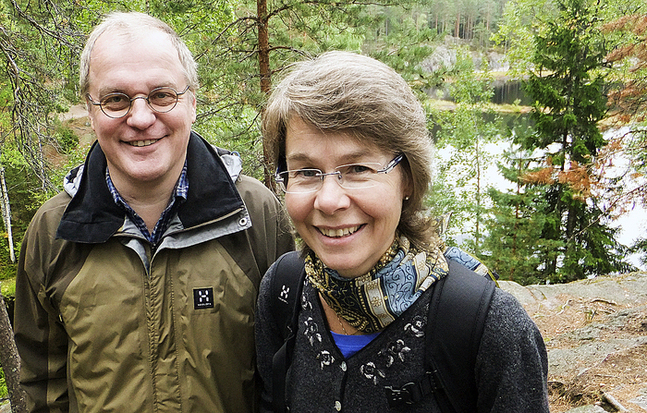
top-left (435, 128), bottom-right (646, 271)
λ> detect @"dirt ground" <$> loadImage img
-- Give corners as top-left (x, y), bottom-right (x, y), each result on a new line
top-left (521, 292), bottom-right (647, 412)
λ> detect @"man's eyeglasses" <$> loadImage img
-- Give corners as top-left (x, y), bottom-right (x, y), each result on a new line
top-left (276, 154), bottom-right (404, 194)
top-left (86, 86), bottom-right (191, 119)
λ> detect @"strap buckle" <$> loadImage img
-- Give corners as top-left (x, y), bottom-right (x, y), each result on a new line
top-left (384, 372), bottom-right (438, 408)
top-left (385, 381), bottom-right (419, 407)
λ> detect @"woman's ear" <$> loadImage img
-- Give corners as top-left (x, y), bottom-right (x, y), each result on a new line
top-left (401, 165), bottom-right (414, 202)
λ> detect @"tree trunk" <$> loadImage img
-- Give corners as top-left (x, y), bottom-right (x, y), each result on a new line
top-left (0, 293), bottom-right (26, 412)
top-left (257, 0), bottom-right (273, 188)
top-left (0, 166), bottom-right (15, 263)
top-left (257, 0), bottom-right (271, 96)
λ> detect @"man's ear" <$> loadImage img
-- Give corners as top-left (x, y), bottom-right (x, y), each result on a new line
top-left (87, 103), bottom-right (96, 131)
top-left (190, 92), bottom-right (197, 123)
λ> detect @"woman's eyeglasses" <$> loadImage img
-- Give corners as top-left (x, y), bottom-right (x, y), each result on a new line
top-left (276, 154), bottom-right (404, 194)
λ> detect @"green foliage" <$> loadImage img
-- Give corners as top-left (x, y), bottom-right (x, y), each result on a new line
top-left (479, 127), bottom-right (549, 284)
top-left (428, 48), bottom-right (501, 251)
top-left (195, 105), bottom-right (266, 181)
top-left (0, 278), bottom-right (15, 300)
top-left (0, 145), bottom-right (43, 268)
top-left (364, 4), bottom-right (442, 90)
top-left (55, 125), bottom-right (80, 155)
top-left (0, 237), bottom-right (18, 281)
top-left (0, 365), bottom-right (6, 401)
top-left (492, 0), bottom-right (558, 77)
top-left (630, 231), bottom-right (647, 268)
top-left (513, 0), bottom-right (633, 280)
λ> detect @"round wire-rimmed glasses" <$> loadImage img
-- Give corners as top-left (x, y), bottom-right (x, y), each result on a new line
top-left (276, 154), bottom-right (404, 194)
top-left (86, 85), bottom-right (191, 119)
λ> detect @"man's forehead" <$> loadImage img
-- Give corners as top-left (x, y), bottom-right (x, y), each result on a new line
top-left (93, 27), bottom-right (172, 52)
top-left (88, 30), bottom-right (183, 93)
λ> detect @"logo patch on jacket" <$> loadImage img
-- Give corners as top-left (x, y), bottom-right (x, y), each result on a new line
top-left (193, 287), bottom-right (214, 309)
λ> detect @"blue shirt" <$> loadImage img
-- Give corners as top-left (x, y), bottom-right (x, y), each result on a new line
top-left (330, 331), bottom-right (380, 358)
top-left (106, 161), bottom-right (188, 246)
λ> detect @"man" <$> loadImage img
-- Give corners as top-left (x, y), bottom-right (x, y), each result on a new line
top-left (14, 12), bottom-right (293, 413)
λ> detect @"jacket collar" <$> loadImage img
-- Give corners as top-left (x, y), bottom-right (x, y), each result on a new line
top-left (56, 131), bottom-right (245, 243)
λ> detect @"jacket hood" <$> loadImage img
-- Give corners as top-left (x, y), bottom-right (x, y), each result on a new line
top-left (57, 131), bottom-right (245, 243)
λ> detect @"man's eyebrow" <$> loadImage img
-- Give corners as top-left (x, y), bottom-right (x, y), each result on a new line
top-left (95, 83), bottom-right (177, 97)
top-left (96, 87), bottom-right (127, 97)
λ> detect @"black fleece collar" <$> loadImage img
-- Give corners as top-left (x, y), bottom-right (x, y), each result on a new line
top-left (56, 131), bottom-right (245, 243)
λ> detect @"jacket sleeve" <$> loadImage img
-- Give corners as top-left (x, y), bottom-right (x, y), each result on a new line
top-left (14, 203), bottom-right (71, 413)
top-left (475, 289), bottom-right (550, 413)
top-left (236, 174), bottom-right (294, 276)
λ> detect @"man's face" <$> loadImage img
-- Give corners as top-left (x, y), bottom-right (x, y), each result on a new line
top-left (86, 29), bottom-right (196, 190)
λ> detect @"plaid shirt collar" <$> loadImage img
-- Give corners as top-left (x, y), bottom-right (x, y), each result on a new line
top-left (106, 161), bottom-right (189, 245)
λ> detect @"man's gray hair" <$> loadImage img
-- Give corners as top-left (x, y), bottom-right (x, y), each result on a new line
top-left (79, 11), bottom-right (198, 95)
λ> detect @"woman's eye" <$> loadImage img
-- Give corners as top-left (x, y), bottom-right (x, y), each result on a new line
top-left (297, 169), bottom-right (320, 178)
top-left (347, 164), bottom-right (374, 174)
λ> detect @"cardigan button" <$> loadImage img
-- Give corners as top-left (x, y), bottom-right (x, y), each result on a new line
top-left (334, 400), bottom-right (342, 411)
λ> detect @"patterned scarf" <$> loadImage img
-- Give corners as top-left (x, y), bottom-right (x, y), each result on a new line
top-left (306, 235), bottom-right (449, 334)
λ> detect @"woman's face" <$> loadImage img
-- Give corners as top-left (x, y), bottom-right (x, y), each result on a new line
top-left (284, 117), bottom-right (411, 278)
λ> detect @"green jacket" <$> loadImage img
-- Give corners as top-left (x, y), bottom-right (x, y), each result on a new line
top-left (14, 133), bottom-right (294, 413)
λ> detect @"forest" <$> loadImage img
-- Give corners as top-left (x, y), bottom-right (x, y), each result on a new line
top-left (1, 0), bottom-right (646, 298)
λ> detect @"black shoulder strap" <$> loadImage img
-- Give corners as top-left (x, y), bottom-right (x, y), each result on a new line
top-left (426, 259), bottom-right (496, 413)
top-left (383, 261), bottom-right (496, 411)
top-left (269, 251), bottom-right (306, 413)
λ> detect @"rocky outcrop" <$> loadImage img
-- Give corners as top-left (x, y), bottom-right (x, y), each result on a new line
top-left (500, 273), bottom-right (647, 412)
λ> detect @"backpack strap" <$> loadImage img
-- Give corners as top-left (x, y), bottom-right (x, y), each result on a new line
top-left (426, 259), bottom-right (496, 413)
top-left (269, 251), bottom-right (306, 413)
top-left (383, 259), bottom-right (496, 412)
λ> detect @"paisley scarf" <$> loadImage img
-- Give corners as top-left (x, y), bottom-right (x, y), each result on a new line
top-left (306, 235), bottom-right (449, 334)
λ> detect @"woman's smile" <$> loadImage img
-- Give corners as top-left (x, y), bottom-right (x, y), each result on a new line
top-left (316, 225), bottom-right (363, 238)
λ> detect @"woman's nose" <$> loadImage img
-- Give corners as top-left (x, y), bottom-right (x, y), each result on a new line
top-left (313, 175), bottom-right (351, 214)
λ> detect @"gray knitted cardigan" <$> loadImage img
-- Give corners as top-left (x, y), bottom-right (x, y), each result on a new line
top-left (256, 272), bottom-right (550, 413)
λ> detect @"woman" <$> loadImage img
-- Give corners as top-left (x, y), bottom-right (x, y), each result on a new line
top-left (256, 51), bottom-right (549, 413)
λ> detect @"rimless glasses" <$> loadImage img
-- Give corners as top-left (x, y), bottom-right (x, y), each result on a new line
top-left (276, 154), bottom-right (404, 194)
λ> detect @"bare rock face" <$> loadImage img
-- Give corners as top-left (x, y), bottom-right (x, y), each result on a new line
top-left (499, 273), bottom-right (647, 412)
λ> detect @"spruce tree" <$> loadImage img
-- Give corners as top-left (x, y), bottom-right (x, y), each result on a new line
top-left (520, 0), bottom-right (631, 281)
top-left (481, 141), bottom-right (549, 285)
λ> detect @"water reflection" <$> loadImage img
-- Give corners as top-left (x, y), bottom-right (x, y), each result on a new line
top-left (427, 79), bottom-right (532, 106)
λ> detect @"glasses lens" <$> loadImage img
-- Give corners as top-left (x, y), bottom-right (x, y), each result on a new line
top-left (100, 93), bottom-right (131, 117)
top-left (336, 163), bottom-right (380, 189)
top-left (149, 88), bottom-right (179, 112)
top-left (278, 170), bottom-right (322, 193)
top-left (276, 172), bottom-right (289, 192)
